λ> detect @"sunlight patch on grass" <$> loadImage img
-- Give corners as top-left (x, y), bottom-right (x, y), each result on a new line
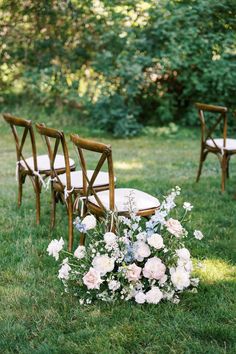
top-left (196, 259), bottom-right (236, 284)
top-left (114, 160), bottom-right (143, 170)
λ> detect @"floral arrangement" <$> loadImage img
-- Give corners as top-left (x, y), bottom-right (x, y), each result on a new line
top-left (47, 186), bottom-right (203, 305)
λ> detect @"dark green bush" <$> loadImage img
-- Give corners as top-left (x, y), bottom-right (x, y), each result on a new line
top-left (1, 0), bottom-right (236, 136)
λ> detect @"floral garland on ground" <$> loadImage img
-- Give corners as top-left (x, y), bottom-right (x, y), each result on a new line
top-left (47, 186), bottom-right (204, 305)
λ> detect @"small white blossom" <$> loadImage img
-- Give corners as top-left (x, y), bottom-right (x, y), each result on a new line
top-left (135, 292), bottom-right (146, 304)
top-left (108, 280), bottom-right (120, 291)
top-left (194, 230), bottom-right (204, 240)
top-left (58, 261), bottom-right (71, 280)
top-left (74, 245), bottom-right (86, 259)
top-left (183, 202), bottom-right (193, 211)
top-left (190, 278), bottom-right (200, 287)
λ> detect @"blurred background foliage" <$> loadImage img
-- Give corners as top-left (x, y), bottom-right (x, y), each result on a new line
top-left (1, 0), bottom-right (236, 136)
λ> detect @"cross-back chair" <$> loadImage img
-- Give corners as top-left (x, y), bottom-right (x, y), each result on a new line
top-left (35, 123), bottom-right (114, 251)
top-left (70, 134), bottom-right (160, 241)
top-left (196, 103), bottom-right (236, 192)
top-left (2, 113), bottom-right (75, 224)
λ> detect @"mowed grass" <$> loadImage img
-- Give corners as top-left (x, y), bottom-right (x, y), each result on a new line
top-left (0, 109), bottom-right (236, 353)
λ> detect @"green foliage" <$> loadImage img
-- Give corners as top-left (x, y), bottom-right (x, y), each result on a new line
top-left (1, 0), bottom-right (236, 136)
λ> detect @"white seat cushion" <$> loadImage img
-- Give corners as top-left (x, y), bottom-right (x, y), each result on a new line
top-left (206, 138), bottom-right (236, 151)
top-left (20, 154), bottom-right (75, 172)
top-left (58, 170), bottom-right (113, 189)
top-left (88, 188), bottom-right (160, 212)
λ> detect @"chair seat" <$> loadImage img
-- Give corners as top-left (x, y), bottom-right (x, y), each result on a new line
top-left (20, 154), bottom-right (75, 172)
top-left (57, 170), bottom-right (114, 189)
top-left (88, 188), bottom-right (160, 213)
top-left (206, 138), bottom-right (236, 151)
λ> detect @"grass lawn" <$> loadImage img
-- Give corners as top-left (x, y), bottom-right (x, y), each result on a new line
top-left (0, 107), bottom-right (235, 353)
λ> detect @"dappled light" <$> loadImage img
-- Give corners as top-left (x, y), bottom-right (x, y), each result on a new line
top-left (114, 160), bottom-right (143, 171)
top-left (195, 259), bottom-right (236, 284)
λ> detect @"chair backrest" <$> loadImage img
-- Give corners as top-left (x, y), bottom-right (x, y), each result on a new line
top-left (2, 113), bottom-right (38, 172)
top-left (195, 103), bottom-right (228, 148)
top-left (70, 134), bottom-right (115, 211)
top-left (35, 123), bottom-right (72, 190)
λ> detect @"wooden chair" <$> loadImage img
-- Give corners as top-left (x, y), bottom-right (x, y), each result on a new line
top-left (70, 134), bottom-right (160, 242)
top-left (35, 123), bottom-right (113, 251)
top-left (196, 103), bottom-right (236, 192)
top-left (2, 113), bottom-right (75, 224)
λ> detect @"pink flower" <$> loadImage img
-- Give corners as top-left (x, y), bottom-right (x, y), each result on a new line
top-left (82, 267), bottom-right (103, 290)
top-left (143, 257), bottom-right (166, 280)
top-left (165, 218), bottom-right (183, 238)
top-left (126, 263), bottom-right (142, 282)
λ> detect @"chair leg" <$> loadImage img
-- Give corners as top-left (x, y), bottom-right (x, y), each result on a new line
top-left (196, 148), bottom-right (207, 182)
top-left (221, 155), bottom-right (227, 192)
top-left (67, 195), bottom-right (73, 252)
top-left (35, 177), bottom-right (41, 225)
top-left (50, 189), bottom-right (57, 229)
top-left (18, 178), bottom-right (23, 207)
top-left (226, 157), bottom-right (230, 179)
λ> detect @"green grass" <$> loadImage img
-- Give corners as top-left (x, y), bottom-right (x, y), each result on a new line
top-left (0, 108), bottom-right (235, 353)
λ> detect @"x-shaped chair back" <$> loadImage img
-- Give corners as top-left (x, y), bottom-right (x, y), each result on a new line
top-left (70, 134), bottom-right (115, 212)
top-left (196, 103), bottom-right (228, 151)
top-left (3, 113), bottom-right (38, 174)
top-left (35, 123), bottom-right (72, 191)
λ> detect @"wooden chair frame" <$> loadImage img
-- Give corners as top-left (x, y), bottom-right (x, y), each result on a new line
top-left (196, 103), bottom-right (236, 192)
top-left (36, 124), bottom-right (111, 251)
top-left (70, 134), bottom-right (159, 235)
top-left (35, 123), bottom-right (77, 251)
top-left (3, 113), bottom-right (47, 224)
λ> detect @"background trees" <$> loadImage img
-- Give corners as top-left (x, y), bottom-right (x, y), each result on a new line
top-left (1, 0), bottom-right (236, 136)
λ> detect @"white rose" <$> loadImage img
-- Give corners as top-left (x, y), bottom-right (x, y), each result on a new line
top-left (58, 260), bottom-right (71, 280)
top-left (126, 263), bottom-right (142, 282)
top-left (82, 215), bottom-right (97, 231)
top-left (171, 266), bottom-right (190, 290)
top-left (47, 237), bottom-right (64, 260)
top-left (165, 218), bottom-right (183, 238)
top-left (143, 257), bottom-right (166, 280)
top-left (92, 255), bottom-right (115, 275)
top-left (83, 267), bottom-right (103, 290)
top-left (74, 245), bottom-right (86, 259)
top-left (133, 241), bottom-right (151, 262)
top-left (135, 292), bottom-right (146, 304)
top-left (194, 230), bottom-right (204, 240)
top-left (176, 248), bottom-right (190, 261)
top-left (147, 234), bottom-right (164, 249)
top-left (108, 280), bottom-right (120, 291)
top-left (104, 232), bottom-right (117, 246)
top-left (146, 287), bottom-right (163, 304)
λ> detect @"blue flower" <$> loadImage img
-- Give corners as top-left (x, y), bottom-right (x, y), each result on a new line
top-left (73, 217), bottom-right (87, 233)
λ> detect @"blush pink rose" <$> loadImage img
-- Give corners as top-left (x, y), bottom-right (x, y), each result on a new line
top-left (165, 218), bottom-right (183, 237)
top-left (126, 263), bottom-right (142, 282)
top-left (82, 267), bottom-right (103, 290)
top-left (143, 257), bottom-right (166, 280)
